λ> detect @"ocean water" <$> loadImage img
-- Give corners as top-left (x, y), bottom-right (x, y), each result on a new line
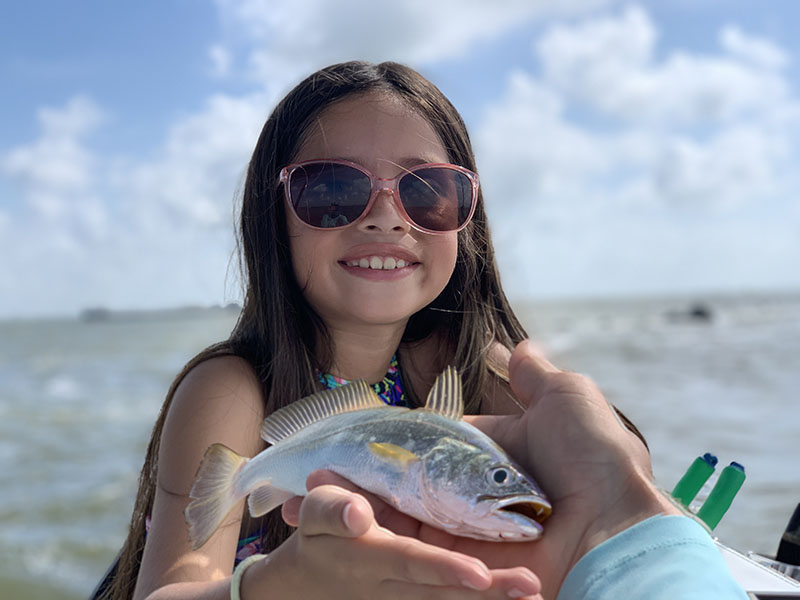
top-left (0, 295), bottom-right (798, 598)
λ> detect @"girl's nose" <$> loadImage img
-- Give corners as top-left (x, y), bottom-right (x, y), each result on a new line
top-left (358, 189), bottom-right (410, 233)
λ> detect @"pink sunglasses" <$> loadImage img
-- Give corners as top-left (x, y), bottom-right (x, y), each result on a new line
top-left (279, 159), bottom-right (479, 234)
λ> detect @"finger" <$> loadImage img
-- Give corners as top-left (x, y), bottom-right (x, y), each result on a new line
top-left (297, 484), bottom-right (374, 538)
top-left (375, 534), bottom-right (493, 590)
top-left (508, 340), bottom-right (561, 406)
top-left (281, 495), bottom-right (303, 526)
top-left (306, 469), bottom-right (362, 492)
top-left (286, 473), bottom-right (386, 528)
top-left (306, 470), bottom-right (424, 536)
top-left (306, 470), bottom-right (396, 524)
top-left (294, 513), bottom-right (493, 590)
top-left (380, 579), bottom-right (541, 600)
top-left (487, 567), bottom-right (542, 598)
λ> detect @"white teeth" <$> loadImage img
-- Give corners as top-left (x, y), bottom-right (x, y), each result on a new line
top-left (346, 256), bottom-right (410, 270)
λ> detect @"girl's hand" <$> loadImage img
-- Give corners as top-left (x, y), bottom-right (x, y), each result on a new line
top-left (266, 476), bottom-right (542, 600)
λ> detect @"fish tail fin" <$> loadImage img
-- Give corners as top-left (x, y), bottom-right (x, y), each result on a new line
top-left (185, 443), bottom-right (248, 550)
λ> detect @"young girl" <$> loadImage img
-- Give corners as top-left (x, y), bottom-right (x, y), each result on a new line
top-left (102, 61), bottom-right (636, 600)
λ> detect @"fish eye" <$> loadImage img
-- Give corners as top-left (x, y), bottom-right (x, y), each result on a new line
top-left (487, 466), bottom-right (513, 486)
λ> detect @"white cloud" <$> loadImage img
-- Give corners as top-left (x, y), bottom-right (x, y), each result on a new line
top-left (209, 44), bottom-right (233, 77)
top-left (497, 4), bottom-right (800, 213)
top-left (538, 4), bottom-right (656, 73)
top-left (212, 0), bottom-right (619, 88)
top-left (0, 89), bottom-right (266, 317)
top-left (720, 25), bottom-right (789, 71)
top-left (2, 90), bottom-right (266, 241)
top-left (119, 92), bottom-right (268, 230)
top-left (477, 5), bottom-right (800, 298)
top-left (2, 96), bottom-right (105, 221)
top-left (36, 94), bottom-right (106, 138)
top-left (477, 71), bottom-right (612, 220)
top-left (649, 126), bottom-right (789, 209)
top-left (536, 6), bottom-right (790, 125)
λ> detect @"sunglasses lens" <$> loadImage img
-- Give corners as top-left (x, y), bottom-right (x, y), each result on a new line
top-left (288, 162), bottom-right (371, 228)
top-left (398, 167), bottom-right (474, 232)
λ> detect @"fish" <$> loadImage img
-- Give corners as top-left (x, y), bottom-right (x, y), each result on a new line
top-left (185, 367), bottom-right (551, 549)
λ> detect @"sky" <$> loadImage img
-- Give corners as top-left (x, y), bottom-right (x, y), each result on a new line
top-left (1, 0), bottom-right (799, 318)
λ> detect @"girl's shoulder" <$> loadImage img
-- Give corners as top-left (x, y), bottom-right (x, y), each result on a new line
top-left (158, 355), bottom-right (266, 494)
top-left (169, 354), bottom-right (265, 425)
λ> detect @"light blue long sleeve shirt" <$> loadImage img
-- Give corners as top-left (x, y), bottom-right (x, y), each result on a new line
top-left (558, 515), bottom-right (749, 599)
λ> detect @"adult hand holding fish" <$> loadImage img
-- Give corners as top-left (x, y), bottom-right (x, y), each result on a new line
top-left (284, 341), bottom-right (682, 599)
top-left (476, 340), bottom-right (682, 597)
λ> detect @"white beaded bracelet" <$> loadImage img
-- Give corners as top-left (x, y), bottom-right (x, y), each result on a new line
top-left (231, 553), bottom-right (268, 600)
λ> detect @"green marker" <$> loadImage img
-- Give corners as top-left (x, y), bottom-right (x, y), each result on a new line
top-left (671, 453), bottom-right (718, 507)
top-left (696, 462), bottom-right (746, 530)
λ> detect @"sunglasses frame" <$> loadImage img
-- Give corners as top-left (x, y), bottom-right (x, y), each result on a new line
top-left (278, 159), bottom-right (479, 234)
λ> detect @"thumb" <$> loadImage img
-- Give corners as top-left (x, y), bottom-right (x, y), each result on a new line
top-left (508, 340), bottom-right (560, 407)
top-left (297, 484), bottom-right (374, 538)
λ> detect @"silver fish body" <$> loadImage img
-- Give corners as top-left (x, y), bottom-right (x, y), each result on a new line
top-left (186, 368), bottom-right (551, 549)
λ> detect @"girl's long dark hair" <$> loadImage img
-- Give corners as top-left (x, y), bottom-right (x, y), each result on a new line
top-left (101, 61), bottom-right (643, 599)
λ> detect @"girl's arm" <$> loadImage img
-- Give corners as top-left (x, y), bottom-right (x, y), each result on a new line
top-left (133, 355), bottom-right (265, 600)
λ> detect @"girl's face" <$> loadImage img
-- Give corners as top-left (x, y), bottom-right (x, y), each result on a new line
top-left (286, 92), bottom-right (459, 330)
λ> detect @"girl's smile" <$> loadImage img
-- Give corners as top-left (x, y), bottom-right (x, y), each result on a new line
top-left (286, 92), bottom-right (458, 329)
top-left (338, 243), bottom-right (420, 280)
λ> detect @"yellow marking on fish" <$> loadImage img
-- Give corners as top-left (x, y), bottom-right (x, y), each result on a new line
top-left (368, 442), bottom-right (420, 469)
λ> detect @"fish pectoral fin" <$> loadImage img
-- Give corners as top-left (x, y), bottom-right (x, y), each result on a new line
top-left (368, 442), bottom-right (420, 469)
top-left (248, 484), bottom-right (295, 517)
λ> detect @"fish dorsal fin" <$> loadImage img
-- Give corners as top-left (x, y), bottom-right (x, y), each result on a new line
top-left (260, 380), bottom-right (385, 444)
top-left (423, 366), bottom-right (464, 420)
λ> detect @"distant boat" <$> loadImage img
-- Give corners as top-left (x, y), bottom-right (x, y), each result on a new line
top-left (78, 304), bottom-right (242, 323)
top-left (79, 307), bottom-right (112, 322)
top-left (665, 302), bottom-right (713, 323)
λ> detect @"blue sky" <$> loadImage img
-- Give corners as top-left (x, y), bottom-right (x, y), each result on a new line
top-left (2, 1), bottom-right (799, 317)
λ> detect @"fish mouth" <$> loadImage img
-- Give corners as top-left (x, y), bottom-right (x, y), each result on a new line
top-left (482, 495), bottom-right (552, 525)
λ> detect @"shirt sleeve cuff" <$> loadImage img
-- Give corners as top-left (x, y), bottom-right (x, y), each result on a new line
top-left (557, 515), bottom-right (748, 600)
